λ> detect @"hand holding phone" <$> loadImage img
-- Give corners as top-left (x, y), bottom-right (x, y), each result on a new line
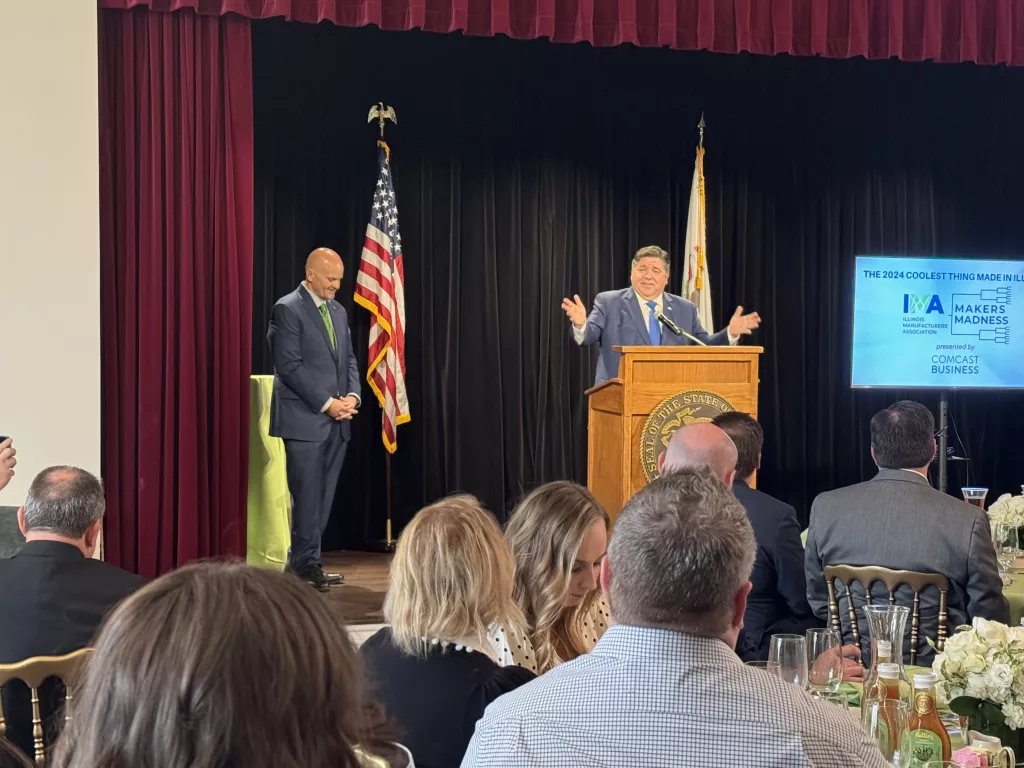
top-left (0, 436), bottom-right (16, 493)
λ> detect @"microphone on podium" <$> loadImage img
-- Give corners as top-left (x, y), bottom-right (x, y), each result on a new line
top-left (656, 312), bottom-right (707, 346)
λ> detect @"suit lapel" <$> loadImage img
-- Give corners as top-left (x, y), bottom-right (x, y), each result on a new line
top-left (299, 286), bottom-right (339, 361)
top-left (624, 289), bottom-right (652, 344)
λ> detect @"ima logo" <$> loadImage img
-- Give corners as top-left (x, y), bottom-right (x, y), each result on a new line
top-left (903, 294), bottom-right (945, 314)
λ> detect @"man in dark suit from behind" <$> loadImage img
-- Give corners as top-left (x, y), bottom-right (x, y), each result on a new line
top-left (805, 401), bottom-right (1008, 664)
top-left (712, 412), bottom-right (819, 661)
top-left (0, 466), bottom-right (144, 758)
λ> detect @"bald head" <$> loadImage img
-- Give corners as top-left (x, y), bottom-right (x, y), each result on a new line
top-left (658, 423), bottom-right (738, 488)
top-left (304, 247), bottom-right (344, 301)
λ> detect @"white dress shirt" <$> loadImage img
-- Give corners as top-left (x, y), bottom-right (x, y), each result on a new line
top-left (301, 282), bottom-right (361, 413)
top-left (899, 468), bottom-right (929, 481)
top-left (573, 291), bottom-right (738, 345)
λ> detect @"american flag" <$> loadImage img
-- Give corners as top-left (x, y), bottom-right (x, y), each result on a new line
top-left (354, 142), bottom-right (409, 453)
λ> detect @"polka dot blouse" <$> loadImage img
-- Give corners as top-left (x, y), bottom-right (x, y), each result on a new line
top-left (488, 595), bottom-right (611, 673)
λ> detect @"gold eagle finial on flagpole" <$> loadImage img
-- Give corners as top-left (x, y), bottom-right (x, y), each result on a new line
top-left (367, 103), bottom-right (397, 138)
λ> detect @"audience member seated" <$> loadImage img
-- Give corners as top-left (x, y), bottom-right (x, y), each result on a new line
top-left (712, 411), bottom-right (819, 661)
top-left (361, 496), bottom-right (534, 768)
top-left (51, 561), bottom-right (408, 768)
top-left (0, 466), bottom-right (144, 759)
top-left (658, 421), bottom-right (737, 482)
top-left (805, 400), bottom-right (1009, 664)
top-left (490, 482), bottom-right (610, 673)
top-left (462, 468), bottom-right (888, 767)
top-left (659, 422), bottom-right (864, 681)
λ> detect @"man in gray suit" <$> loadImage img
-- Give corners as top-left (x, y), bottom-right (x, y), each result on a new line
top-left (561, 245), bottom-right (761, 386)
top-left (805, 400), bottom-right (1008, 663)
top-left (268, 247), bottom-right (361, 591)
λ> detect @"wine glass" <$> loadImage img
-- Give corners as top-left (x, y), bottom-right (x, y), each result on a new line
top-left (744, 660), bottom-right (781, 676)
top-left (768, 634), bottom-right (808, 689)
top-left (806, 628), bottom-right (843, 693)
top-left (808, 689), bottom-right (848, 708)
top-left (993, 522), bottom-right (1016, 585)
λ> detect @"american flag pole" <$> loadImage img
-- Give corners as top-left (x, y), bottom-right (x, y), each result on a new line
top-left (355, 103), bottom-right (407, 550)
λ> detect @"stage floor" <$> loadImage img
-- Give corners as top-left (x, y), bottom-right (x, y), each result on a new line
top-left (322, 550), bottom-right (391, 626)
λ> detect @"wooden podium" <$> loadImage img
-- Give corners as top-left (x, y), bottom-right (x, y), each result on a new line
top-left (587, 345), bottom-right (762, 523)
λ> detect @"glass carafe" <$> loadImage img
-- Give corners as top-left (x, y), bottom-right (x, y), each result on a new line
top-left (861, 605), bottom-right (912, 707)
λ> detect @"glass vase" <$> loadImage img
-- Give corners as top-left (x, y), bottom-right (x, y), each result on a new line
top-left (861, 605), bottom-right (912, 707)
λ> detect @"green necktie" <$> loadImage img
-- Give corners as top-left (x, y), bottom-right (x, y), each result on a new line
top-left (318, 302), bottom-right (336, 350)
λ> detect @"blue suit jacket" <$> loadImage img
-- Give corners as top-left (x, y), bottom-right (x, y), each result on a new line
top-left (267, 285), bottom-right (362, 442)
top-left (575, 287), bottom-right (730, 385)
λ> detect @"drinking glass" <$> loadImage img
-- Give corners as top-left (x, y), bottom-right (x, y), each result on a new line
top-left (999, 524), bottom-right (1019, 565)
top-left (962, 487), bottom-right (989, 508)
top-left (806, 628), bottom-right (843, 693)
top-left (861, 699), bottom-right (911, 766)
top-left (808, 689), bottom-right (849, 709)
top-left (744, 660), bottom-right (780, 676)
top-left (768, 634), bottom-right (808, 689)
top-left (993, 522), bottom-right (1016, 585)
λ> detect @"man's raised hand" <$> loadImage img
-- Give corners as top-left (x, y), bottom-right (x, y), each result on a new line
top-left (560, 294), bottom-right (587, 329)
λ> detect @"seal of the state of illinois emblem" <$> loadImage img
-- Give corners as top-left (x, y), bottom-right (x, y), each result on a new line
top-left (640, 390), bottom-right (736, 482)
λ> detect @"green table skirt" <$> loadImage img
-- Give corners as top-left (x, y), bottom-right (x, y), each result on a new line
top-left (247, 375), bottom-right (290, 571)
top-left (1005, 572), bottom-right (1024, 626)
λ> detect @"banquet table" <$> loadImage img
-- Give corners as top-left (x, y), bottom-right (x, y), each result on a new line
top-left (1005, 571), bottom-right (1024, 626)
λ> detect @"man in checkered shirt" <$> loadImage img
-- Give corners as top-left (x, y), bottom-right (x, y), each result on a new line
top-left (461, 468), bottom-right (888, 767)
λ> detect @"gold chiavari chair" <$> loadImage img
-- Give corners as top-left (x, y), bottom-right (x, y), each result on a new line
top-left (0, 649), bottom-right (93, 766)
top-left (824, 564), bottom-right (948, 664)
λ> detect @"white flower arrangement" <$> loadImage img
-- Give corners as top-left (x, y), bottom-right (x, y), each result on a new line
top-left (932, 618), bottom-right (1024, 730)
top-left (988, 493), bottom-right (1024, 528)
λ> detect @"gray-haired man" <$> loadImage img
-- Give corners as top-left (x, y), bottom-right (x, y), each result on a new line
top-left (462, 468), bottom-right (887, 768)
top-left (0, 465), bottom-right (144, 758)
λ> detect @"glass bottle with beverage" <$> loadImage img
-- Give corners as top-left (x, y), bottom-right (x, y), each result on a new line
top-left (861, 662), bottom-right (905, 760)
top-left (906, 672), bottom-right (951, 767)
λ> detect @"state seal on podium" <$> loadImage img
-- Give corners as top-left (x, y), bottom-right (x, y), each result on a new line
top-left (640, 389), bottom-right (735, 481)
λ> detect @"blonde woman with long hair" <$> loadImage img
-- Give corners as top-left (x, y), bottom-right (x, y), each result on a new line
top-left (490, 481), bottom-right (611, 674)
top-left (361, 495), bottom-right (534, 768)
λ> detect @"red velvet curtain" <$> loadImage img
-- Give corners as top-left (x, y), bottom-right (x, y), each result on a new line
top-left (98, 7), bottom-right (254, 575)
top-left (100, 0), bottom-right (1024, 65)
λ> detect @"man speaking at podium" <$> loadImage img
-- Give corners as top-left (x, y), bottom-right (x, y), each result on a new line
top-left (562, 245), bottom-right (761, 385)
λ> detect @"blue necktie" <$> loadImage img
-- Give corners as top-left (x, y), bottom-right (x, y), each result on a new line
top-left (647, 300), bottom-right (661, 345)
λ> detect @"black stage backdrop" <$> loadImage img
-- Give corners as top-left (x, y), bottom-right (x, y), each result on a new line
top-left (251, 21), bottom-right (1024, 549)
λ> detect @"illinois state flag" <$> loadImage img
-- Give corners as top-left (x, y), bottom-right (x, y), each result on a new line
top-left (682, 145), bottom-right (713, 332)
